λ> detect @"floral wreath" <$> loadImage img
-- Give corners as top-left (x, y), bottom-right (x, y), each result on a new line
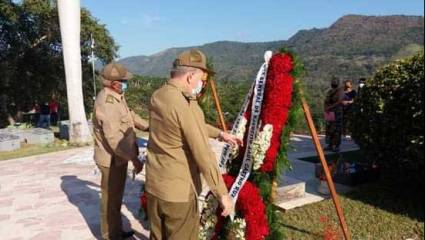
top-left (198, 50), bottom-right (301, 240)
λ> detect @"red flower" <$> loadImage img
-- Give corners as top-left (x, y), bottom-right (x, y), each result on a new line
top-left (260, 53), bottom-right (294, 172)
top-left (235, 53), bottom-right (294, 173)
top-left (320, 215), bottom-right (342, 240)
top-left (212, 174), bottom-right (270, 240)
top-left (140, 192), bottom-right (148, 213)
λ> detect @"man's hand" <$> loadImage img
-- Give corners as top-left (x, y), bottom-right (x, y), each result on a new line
top-left (219, 194), bottom-right (234, 217)
top-left (132, 159), bottom-right (144, 174)
top-left (220, 132), bottom-right (243, 147)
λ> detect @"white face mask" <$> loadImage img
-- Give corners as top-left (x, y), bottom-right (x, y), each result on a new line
top-left (192, 80), bottom-right (203, 95)
top-left (359, 83), bottom-right (365, 88)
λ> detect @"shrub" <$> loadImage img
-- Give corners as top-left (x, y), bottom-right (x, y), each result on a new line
top-left (351, 52), bottom-right (424, 187)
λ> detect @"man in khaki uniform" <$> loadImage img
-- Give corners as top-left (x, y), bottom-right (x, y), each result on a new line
top-left (93, 63), bottom-right (149, 240)
top-left (146, 49), bottom-right (242, 240)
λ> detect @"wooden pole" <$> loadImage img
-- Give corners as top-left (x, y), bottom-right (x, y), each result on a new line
top-left (210, 78), bottom-right (228, 132)
top-left (301, 96), bottom-right (351, 240)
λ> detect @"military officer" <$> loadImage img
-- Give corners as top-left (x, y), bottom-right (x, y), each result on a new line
top-left (146, 49), bottom-right (242, 240)
top-left (93, 63), bottom-right (149, 240)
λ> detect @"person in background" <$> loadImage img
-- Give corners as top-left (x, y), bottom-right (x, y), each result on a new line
top-left (30, 100), bottom-right (40, 126)
top-left (324, 78), bottom-right (345, 152)
top-left (37, 102), bottom-right (50, 128)
top-left (358, 78), bottom-right (366, 94)
top-left (49, 95), bottom-right (59, 126)
top-left (31, 100), bottom-right (40, 112)
top-left (342, 79), bottom-right (357, 139)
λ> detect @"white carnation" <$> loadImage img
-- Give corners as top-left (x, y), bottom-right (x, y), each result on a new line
top-left (229, 218), bottom-right (247, 240)
top-left (231, 117), bottom-right (248, 159)
top-left (252, 124), bottom-right (273, 170)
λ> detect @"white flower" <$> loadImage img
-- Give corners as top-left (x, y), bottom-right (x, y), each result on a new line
top-left (228, 218), bottom-right (247, 240)
top-left (235, 117), bottom-right (248, 139)
top-left (252, 124), bottom-right (273, 170)
top-left (199, 194), bottom-right (247, 240)
top-left (231, 117), bottom-right (248, 159)
top-left (199, 194), bottom-right (220, 240)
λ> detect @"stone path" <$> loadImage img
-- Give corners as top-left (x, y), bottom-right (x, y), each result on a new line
top-left (287, 134), bottom-right (359, 182)
top-left (277, 134), bottom-right (359, 210)
top-left (0, 134), bottom-right (358, 239)
top-left (0, 147), bottom-right (149, 240)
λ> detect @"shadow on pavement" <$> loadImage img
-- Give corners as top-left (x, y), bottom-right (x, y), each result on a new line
top-left (61, 175), bottom-right (148, 239)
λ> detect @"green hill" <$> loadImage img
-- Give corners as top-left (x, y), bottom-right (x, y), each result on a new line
top-left (119, 15), bottom-right (423, 131)
top-left (119, 14), bottom-right (424, 88)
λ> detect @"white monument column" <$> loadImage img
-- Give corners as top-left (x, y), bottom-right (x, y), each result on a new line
top-left (57, 0), bottom-right (92, 144)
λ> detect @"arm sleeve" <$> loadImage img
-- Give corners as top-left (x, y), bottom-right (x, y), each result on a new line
top-left (130, 109), bottom-right (149, 131)
top-left (95, 104), bottom-right (138, 161)
top-left (176, 102), bottom-right (228, 198)
top-left (206, 124), bottom-right (222, 139)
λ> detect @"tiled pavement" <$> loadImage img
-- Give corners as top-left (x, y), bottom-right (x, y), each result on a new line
top-left (0, 135), bottom-right (358, 240)
top-left (0, 147), bottom-right (149, 240)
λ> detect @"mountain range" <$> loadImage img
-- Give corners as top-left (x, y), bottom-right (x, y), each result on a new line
top-left (118, 15), bottom-right (424, 94)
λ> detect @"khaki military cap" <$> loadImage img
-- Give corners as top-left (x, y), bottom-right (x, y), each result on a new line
top-left (173, 49), bottom-right (214, 74)
top-left (101, 63), bottom-right (133, 81)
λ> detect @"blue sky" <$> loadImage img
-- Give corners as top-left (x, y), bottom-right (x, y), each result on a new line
top-left (81, 0), bottom-right (424, 58)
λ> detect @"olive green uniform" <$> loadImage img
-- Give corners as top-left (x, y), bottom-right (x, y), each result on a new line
top-left (93, 87), bottom-right (148, 240)
top-left (146, 82), bottom-right (228, 240)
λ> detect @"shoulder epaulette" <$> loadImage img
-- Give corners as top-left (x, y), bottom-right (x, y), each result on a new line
top-left (106, 95), bottom-right (115, 104)
top-left (182, 93), bottom-right (196, 102)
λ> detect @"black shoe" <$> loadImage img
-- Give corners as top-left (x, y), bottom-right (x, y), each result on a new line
top-left (121, 230), bottom-right (135, 239)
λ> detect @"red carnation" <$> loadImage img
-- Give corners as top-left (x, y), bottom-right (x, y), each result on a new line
top-left (140, 192), bottom-right (148, 213)
top-left (213, 174), bottom-right (270, 240)
top-left (260, 53), bottom-right (294, 172)
top-left (234, 53), bottom-right (294, 172)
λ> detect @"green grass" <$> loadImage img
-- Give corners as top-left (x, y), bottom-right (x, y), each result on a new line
top-left (280, 178), bottom-right (424, 239)
top-left (298, 150), bottom-right (363, 164)
top-left (0, 126), bottom-right (75, 161)
top-left (0, 127), bottom-right (147, 161)
top-left (0, 140), bottom-right (75, 161)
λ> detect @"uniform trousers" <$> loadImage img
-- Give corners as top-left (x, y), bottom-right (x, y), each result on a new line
top-left (147, 191), bottom-right (199, 240)
top-left (98, 162), bottom-right (128, 240)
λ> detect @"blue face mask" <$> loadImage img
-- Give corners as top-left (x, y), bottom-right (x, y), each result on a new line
top-left (121, 81), bottom-right (129, 92)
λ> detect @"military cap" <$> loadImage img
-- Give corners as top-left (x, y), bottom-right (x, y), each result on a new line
top-left (101, 63), bottom-right (133, 81)
top-left (173, 49), bottom-right (214, 74)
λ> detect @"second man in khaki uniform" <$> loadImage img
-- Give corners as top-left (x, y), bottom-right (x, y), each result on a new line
top-left (146, 49), bottom-right (242, 240)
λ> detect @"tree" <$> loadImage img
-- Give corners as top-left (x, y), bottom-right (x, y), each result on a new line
top-left (0, 0), bottom-right (117, 128)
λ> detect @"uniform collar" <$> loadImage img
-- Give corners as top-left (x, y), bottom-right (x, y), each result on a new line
top-left (167, 81), bottom-right (196, 101)
top-left (105, 87), bottom-right (123, 102)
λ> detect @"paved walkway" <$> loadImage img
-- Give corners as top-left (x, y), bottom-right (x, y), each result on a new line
top-left (0, 147), bottom-right (149, 240)
top-left (0, 135), bottom-right (358, 240)
top-left (287, 134), bottom-right (359, 181)
top-left (280, 134), bottom-right (359, 209)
